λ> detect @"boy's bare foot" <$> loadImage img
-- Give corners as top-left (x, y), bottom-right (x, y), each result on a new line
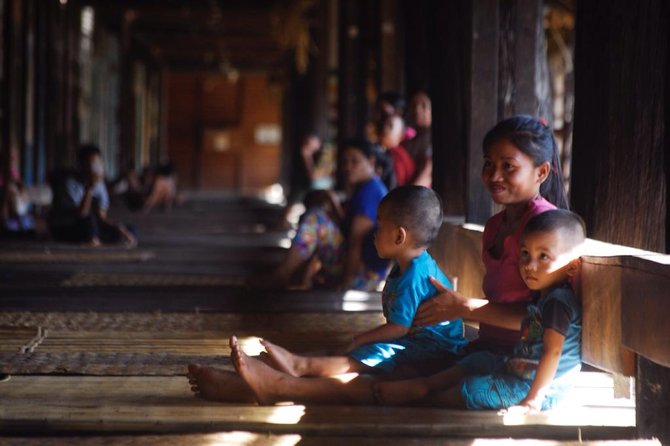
top-left (186, 363), bottom-right (256, 403)
top-left (260, 339), bottom-right (303, 377)
top-left (230, 336), bottom-right (290, 405)
top-left (87, 237), bottom-right (102, 247)
top-left (373, 378), bottom-right (430, 405)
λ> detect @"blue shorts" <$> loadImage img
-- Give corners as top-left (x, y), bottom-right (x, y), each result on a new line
top-left (349, 332), bottom-right (464, 374)
top-left (457, 351), bottom-right (567, 411)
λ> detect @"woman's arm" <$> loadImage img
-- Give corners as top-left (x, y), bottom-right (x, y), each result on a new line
top-left (343, 322), bottom-right (409, 353)
top-left (509, 328), bottom-right (564, 413)
top-left (412, 158), bottom-right (432, 187)
top-left (413, 277), bottom-right (526, 330)
top-left (341, 215), bottom-right (374, 288)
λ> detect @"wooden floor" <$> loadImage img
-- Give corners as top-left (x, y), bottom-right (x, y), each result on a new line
top-left (0, 192), bottom-right (648, 444)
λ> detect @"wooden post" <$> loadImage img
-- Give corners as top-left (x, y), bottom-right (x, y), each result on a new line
top-left (1, 0), bottom-right (25, 198)
top-left (497, 0), bottom-right (551, 120)
top-left (401, 0), bottom-right (430, 97)
top-left (379, 0), bottom-right (402, 94)
top-left (466, 0), bottom-right (498, 224)
top-left (337, 0), bottom-right (367, 140)
top-left (426, 1), bottom-right (470, 216)
top-left (572, 0), bottom-right (669, 442)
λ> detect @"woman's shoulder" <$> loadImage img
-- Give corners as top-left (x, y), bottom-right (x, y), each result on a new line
top-left (359, 176), bottom-right (388, 197)
top-left (526, 196), bottom-right (556, 217)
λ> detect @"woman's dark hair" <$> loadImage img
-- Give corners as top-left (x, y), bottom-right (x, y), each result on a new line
top-left (483, 114), bottom-right (569, 209)
top-left (376, 91), bottom-right (406, 115)
top-left (340, 138), bottom-right (375, 159)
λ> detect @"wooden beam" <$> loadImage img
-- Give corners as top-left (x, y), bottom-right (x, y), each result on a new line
top-left (467, 0), bottom-right (497, 224)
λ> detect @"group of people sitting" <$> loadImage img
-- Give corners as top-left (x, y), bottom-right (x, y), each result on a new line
top-left (1, 144), bottom-right (180, 247)
top-left (272, 90), bottom-right (435, 291)
top-left (188, 113), bottom-right (588, 415)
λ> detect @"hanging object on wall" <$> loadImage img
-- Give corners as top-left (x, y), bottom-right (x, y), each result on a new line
top-left (272, 0), bottom-right (317, 74)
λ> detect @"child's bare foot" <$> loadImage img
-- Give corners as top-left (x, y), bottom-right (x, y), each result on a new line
top-left (260, 339), bottom-right (304, 377)
top-left (87, 237), bottom-right (102, 247)
top-left (230, 336), bottom-right (290, 405)
top-left (186, 363), bottom-right (256, 403)
top-left (373, 378), bottom-right (430, 405)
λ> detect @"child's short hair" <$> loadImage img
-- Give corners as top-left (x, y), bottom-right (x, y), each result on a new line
top-left (379, 185), bottom-right (443, 247)
top-left (523, 209), bottom-right (587, 251)
top-left (77, 144), bottom-right (102, 167)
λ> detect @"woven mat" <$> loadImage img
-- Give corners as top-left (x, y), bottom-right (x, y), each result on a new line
top-left (0, 250), bottom-right (154, 263)
top-left (0, 326), bottom-right (41, 353)
top-left (61, 272), bottom-right (245, 287)
top-left (0, 312), bottom-right (385, 332)
top-left (0, 352), bottom-right (229, 376)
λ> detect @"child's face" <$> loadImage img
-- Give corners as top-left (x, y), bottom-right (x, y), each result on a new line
top-left (379, 115), bottom-right (404, 149)
top-left (482, 139), bottom-right (548, 206)
top-left (373, 209), bottom-right (401, 259)
top-left (519, 230), bottom-right (578, 291)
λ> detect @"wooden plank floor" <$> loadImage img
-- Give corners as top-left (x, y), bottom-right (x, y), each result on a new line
top-left (0, 375), bottom-right (636, 440)
top-left (0, 193), bottom-right (642, 442)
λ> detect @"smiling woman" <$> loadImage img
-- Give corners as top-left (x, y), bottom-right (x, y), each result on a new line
top-left (414, 115), bottom-right (569, 355)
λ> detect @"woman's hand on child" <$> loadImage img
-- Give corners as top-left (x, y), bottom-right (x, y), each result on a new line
top-left (413, 277), bottom-right (471, 326)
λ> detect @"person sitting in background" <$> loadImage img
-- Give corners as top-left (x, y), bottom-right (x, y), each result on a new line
top-left (267, 139), bottom-right (389, 291)
top-left (48, 144), bottom-right (136, 247)
top-left (116, 162), bottom-right (180, 213)
top-left (1, 178), bottom-right (36, 237)
top-left (403, 90), bottom-right (433, 187)
top-left (378, 114), bottom-right (416, 187)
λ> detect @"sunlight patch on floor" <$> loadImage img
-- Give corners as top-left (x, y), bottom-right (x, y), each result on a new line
top-left (203, 431), bottom-right (301, 446)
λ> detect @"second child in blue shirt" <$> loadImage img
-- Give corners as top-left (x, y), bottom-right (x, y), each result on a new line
top-left (260, 185), bottom-right (468, 377)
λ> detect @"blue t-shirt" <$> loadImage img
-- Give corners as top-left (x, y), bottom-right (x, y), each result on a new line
top-left (382, 250), bottom-right (467, 352)
top-left (507, 284), bottom-right (582, 380)
top-left (345, 176), bottom-right (388, 272)
top-left (345, 176), bottom-right (387, 230)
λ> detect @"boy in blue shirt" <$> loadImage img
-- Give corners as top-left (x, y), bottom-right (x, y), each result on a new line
top-left (372, 209), bottom-right (585, 412)
top-left (259, 185), bottom-right (468, 377)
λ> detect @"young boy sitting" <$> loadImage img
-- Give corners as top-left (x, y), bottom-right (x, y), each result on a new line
top-left (259, 185), bottom-right (468, 378)
top-left (373, 209), bottom-right (586, 413)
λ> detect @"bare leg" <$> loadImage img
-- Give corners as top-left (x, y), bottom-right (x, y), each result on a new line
top-left (230, 336), bottom-right (377, 405)
top-left (373, 365), bottom-right (467, 405)
top-left (262, 246), bottom-right (309, 289)
top-left (187, 363), bottom-right (256, 403)
top-left (261, 339), bottom-right (364, 377)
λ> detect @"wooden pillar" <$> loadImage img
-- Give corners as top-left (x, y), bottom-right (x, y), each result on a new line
top-left (280, 0), bottom-right (331, 201)
top-left (118, 11), bottom-right (135, 173)
top-left (401, 0), bottom-right (430, 97)
top-left (379, 0), bottom-right (403, 94)
top-left (572, 0), bottom-right (669, 442)
top-left (497, 0), bottom-right (551, 121)
top-left (33, 0), bottom-right (47, 182)
top-left (425, 0), bottom-right (470, 216)
top-left (1, 0), bottom-right (25, 197)
top-left (466, 0), bottom-right (498, 224)
top-left (337, 0), bottom-right (368, 139)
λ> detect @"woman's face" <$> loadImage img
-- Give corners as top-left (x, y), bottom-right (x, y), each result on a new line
top-left (342, 146), bottom-right (375, 185)
top-left (410, 92), bottom-right (432, 128)
top-left (481, 139), bottom-right (548, 206)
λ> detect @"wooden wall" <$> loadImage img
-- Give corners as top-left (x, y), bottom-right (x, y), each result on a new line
top-left (571, 1), bottom-right (670, 441)
top-left (166, 72), bottom-right (282, 191)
